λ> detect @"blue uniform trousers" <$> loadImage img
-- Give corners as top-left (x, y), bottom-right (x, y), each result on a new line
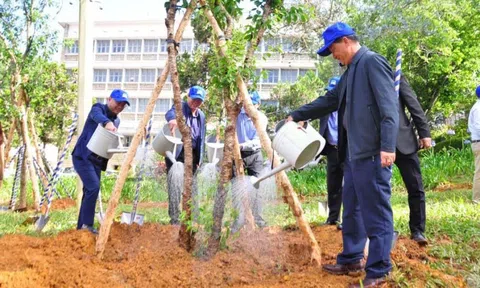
top-left (73, 156), bottom-right (101, 229)
top-left (337, 152), bottom-right (393, 278)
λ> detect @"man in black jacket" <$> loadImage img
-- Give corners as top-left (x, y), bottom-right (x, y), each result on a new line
top-left (396, 77), bottom-right (432, 245)
top-left (318, 76), bottom-right (343, 230)
top-left (287, 22), bottom-right (398, 287)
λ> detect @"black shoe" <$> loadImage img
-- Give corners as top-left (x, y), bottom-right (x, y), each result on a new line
top-left (322, 262), bottom-right (365, 275)
top-left (81, 224), bottom-right (98, 235)
top-left (411, 232), bottom-right (428, 246)
top-left (323, 220), bottom-right (337, 226)
top-left (337, 223), bottom-right (342, 230)
top-left (256, 220), bottom-right (267, 228)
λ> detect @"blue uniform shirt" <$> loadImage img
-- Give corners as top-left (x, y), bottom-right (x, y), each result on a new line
top-left (327, 111), bottom-right (338, 146)
top-left (236, 108), bottom-right (258, 144)
top-left (72, 103), bottom-right (120, 167)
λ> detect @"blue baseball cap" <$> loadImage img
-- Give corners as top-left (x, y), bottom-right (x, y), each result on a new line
top-left (317, 22), bottom-right (356, 57)
top-left (110, 89), bottom-right (130, 106)
top-left (250, 91), bottom-right (261, 105)
top-left (188, 86), bottom-right (206, 101)
top-left (476, 85), bottom-right (480, 98)
top-left (325, 76), bottom-right (341, 91)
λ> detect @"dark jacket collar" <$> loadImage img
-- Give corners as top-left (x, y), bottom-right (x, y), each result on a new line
top-left (349, 46), bottom-right (369, 67)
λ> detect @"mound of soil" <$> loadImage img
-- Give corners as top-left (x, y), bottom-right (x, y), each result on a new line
top-left (0, 224), bottom-right (466, 287)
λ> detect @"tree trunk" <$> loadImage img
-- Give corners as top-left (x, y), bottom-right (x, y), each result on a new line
top-left (207, 97), bottom-right (239, 255)
top-left (4, 119), bottom-right (16, 164)
top-left (27, 111), bottom-right (49, 189)
top-left (96, 1), bottom-right (197, 259)
top-left (18, 146), bottom-right (27, 210)
top-left (166, 0), bottom-right (196, 251)
top-left (0, 122), bottom-right (4, 191)
top-left (200, 0), bottom-right (322, 265)
top-left (18, 88), bottom-right (40, 210)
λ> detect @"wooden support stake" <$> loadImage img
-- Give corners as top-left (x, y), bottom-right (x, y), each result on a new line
top-left (96, 2), bottom-right (197, 259)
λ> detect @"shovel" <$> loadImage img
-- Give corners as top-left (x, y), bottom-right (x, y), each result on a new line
top-left (35, 213), bottom-right (50, 231)
top-left (95, 189), bottom-right (105, 225)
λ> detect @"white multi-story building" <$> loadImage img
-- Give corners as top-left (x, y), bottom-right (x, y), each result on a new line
top-left (59, 19), bottom-right (317, 148)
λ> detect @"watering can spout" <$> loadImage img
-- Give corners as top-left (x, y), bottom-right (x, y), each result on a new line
top-left (165, 151), bottom-right (176, 164)
top-left (250, 161), bottom-right (292, 189)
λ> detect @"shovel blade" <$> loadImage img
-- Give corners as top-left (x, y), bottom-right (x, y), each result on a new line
top-left (35, 215), bottom-right (50, 231)
top-left (120, 212), bottom-right (144, 225)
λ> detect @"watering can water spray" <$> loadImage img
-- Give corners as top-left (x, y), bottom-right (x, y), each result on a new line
top-left (250, 120), bottom-right (326, 189)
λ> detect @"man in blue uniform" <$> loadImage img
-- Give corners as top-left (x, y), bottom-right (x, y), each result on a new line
top-left (232, 91), bottom-right (268, 231)
top-left (72, 89), bottom-right (130, 234)
top-left (318, 77), bottom-right (343, 230)
top-left (165, 85), bottom-right (207, 224)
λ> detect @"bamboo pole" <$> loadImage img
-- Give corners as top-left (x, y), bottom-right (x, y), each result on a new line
top-left (96, 2), bottom-right (197, 259)
top-left (200, 0), bottom-right (322, 265)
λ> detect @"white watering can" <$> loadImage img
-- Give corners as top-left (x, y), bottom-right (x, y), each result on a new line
top-left (152, 123), bottom-right (183, 157)
top-left (86, 124), bottom-right (128, 159)
top-left (251, 121), bottom-right (326, 189)
top-left (205, 134), bottom-right (223, 165)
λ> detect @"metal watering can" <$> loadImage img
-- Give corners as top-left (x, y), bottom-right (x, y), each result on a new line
top-left (87, 124), bottom-right (128, 158)
top-left (250, 121), bottom-right (326, 189)
top-left (152, 123), bottom-right (183, 156)
top-left (205, 134), bottom-right (223, 165)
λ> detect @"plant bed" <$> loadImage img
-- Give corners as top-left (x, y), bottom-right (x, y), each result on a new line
top-left (0, 223), bottom-right (466, 287)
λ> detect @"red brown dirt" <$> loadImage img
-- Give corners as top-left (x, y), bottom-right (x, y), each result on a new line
top-left (0, 224), bottom-right (466, 288)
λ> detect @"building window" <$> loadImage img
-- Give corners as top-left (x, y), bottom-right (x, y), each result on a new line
top-left (138, 98), bottom-right (149, 112)
top-left (299, 69), bottom-right (314, 77)
top-left (125, 69), bottom-right (139, 82)
top-left (144, 39), bottom-right (158, 53)
top-left (126, 98), bottom-right (137, 113)
top-left (66, 69), bottom-right (73, 76)
top-left (280, 69), bottom-right (298, 83)
top-left (66, 40), bottom-right (79, 54)
top-left (157, 69), bottom-right (171, 82)
top-left (128, 39), bottom-right (142, 53)
top-left (112, 40), bottom-right (126, 53)
top-left (109, 69), bottom-right (123, 82)
top-left (96, 40), bottom-right (110, 53)
top-left (155, 99), bottom-right (171, 113)
top-left (93, 69), bottom-right (107, 82)
top-left (282, 39), bottom-right (294, 52)
top-left (264, 38), bottom-right (281, 52)
top-left (95, 97), bottom-right (106, 104)
top-left (141, 69), bottom-right (156, 83)
top-left (263, 69), bottom-right (279, 83)
top-left (179, 39), bottom-right (193, 53)
top-left (160, 39), bottom-right (168, 52)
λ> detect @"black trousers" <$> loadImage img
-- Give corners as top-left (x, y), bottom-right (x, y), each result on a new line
top-left (395, 150), bottom-right (426, 234)
top-left (324, 145), bottom-right (343, 223)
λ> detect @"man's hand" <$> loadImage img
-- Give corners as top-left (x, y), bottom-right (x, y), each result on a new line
top-left (419, 137), bottom-right (432, 149)
top-left (104, 121), bottom-right (117, 132)
top-left (285, 116), bottom-right (304, 127)
top-left (380, 151), bottom-right (396, 167)
top-left (168, 120), bottom-right (177, 136)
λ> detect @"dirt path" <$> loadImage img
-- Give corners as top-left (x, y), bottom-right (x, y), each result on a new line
top-left (0, 224), bottom-right (465, 287)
